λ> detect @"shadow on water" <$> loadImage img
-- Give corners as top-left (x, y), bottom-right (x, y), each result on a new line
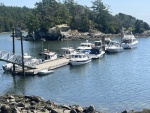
top-left (0, 72), bottom-right (36, 95)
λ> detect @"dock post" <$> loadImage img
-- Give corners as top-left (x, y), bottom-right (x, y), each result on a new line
top-left (102, 36), bottom-right (105, 51)
top-left (21, 34), bottom-right (25, 76)
top-left (15, 28), bottom-right (25, 76)
top-left (12, 27), bottom-right (15, 75)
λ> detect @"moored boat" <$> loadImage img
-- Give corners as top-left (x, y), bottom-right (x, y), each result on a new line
top-left (76, 40), bottom-right (94, 51)
top-left (39, 49), bottom-right (57, 62)
top-left (37, 69), bottom-right (54, 75)
top-left (60, 47), bottom-right (77, 58)
top-left (105, 41), bottom-right (123, 53)
top-left (121, 32), bottom-right (138, 49)
top-left (88, 48), bottom-right (105, 59)
top-left (69, 53), bottom-right (91, 66)
top-left (2, 63), bottom-right (13, 72)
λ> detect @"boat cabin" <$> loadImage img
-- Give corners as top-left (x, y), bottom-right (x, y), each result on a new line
top-left (122, 38), bottom-right (137, 44)
top-left (77, 40), bottom-right (94, 50)
top-left (70, 54), bottom-right (87, 59)
top-left (39, 49), bottom-right (57, 61)
top-left (95, 41), bottom-right (102, 47)
top-left (61, 47), bottom-right (76, 58)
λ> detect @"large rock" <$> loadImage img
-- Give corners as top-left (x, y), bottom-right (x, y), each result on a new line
top-left (70, 109), bottom-right (77, 113)
top-left (60, 105), bottom-right (71, 110)
top-left (12, 107), bottom-right (21, 113)
top-left (1, 104), bottom-right (11, 113)
top-left (51, 108), bottom-right (63, 113)
top-left (25, 96), bottom-right (44, 103)
top-left (86, 105), bottom-right (95, 113)
top-left (17, 102), bottom-right (25, 107)
top-left (63, 110), bottom-right (71, 113)
top-left (76, 106), bottom-right (84, 112)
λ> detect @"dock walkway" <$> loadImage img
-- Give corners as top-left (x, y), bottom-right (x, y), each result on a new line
top-left (17, 57), bottom-right (70, 75)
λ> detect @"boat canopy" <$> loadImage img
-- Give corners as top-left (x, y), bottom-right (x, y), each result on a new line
top-left (90, 48), bottom-right (100, 54)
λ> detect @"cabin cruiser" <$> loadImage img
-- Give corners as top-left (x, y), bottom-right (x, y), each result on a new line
top-left (39, 49), bottom-right (57, 62)
top-left (121, 32), bottom-right (138, 49)
top-left (88, 48), bottom-right (105, 59)
top-left (69, 53), bottom-right (91, 66)
top-left (76, 40), bottom-right (94, 51)
top-left (60, 47), bottom-right (77, 58)
top-left (105, 41), bottom-right (123, 53)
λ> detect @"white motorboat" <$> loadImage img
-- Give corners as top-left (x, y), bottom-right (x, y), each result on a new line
top-left (60, 47), bottom-right (77, 58)
top-left (121, 32), bottom-right (138, 49)
top-left (76, 40), bottom-right (94, 51)
top-left (2, 63), bottom-right (13, 72)
top-left (88, 48), bottom-right (105, 59)
top-left (39, 49), bottom-right (57, 61)
top-left (105, 41), bottom-right (123, 53)
top-left (38, 69), bottom-right (54, 75)
top-left (69, 53), bottom-right (91, 66)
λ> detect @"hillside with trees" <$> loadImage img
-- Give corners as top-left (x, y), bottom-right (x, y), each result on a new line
top-left (0, 0), bottom-right (149, 40)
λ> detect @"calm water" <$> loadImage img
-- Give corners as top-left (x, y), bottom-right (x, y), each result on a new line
top-left (0, 32), bottom-right (150, 113)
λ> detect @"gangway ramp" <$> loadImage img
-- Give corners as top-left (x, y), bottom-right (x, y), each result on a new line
top-left (0, 50), bottom-right (40, 69)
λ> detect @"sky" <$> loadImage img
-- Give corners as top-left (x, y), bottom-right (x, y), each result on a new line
top-left (0, 0), bottom-right (150, 25)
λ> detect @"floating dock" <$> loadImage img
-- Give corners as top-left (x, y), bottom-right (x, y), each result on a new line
top-left (16, 57), bottom-right (70, 75)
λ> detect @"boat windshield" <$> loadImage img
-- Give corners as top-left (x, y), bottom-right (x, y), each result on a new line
top-left (122, 39), bottom-right (132, 43)
top-left (80, 44), bottom-right (91, 47)
top-left (71, 54), bottom-right (86, 58)
top-left (95, 41), bottom-right (102, 46)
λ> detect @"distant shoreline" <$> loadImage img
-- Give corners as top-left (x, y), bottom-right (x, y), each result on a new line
top-left (1, 31), bottom-right (150, 41)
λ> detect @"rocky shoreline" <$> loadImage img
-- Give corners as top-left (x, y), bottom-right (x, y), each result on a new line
top-left (0, 94), bottom-right (150, 113)
top-left (0, 94), bottom-right (100, 113)
top-left (25, 29), bottom-right (150, 41)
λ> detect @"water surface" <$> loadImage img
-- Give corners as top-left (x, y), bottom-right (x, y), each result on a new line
top-left (0, 33), bottom-right (150, 113)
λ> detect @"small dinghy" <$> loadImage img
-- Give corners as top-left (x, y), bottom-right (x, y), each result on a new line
top-left (38, 69), bottom-right (54, 75)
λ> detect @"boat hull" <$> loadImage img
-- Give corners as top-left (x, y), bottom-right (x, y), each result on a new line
top-left (38, 69), bottom-right (54, 75)
top-left (105, 47), bottom-right (123, 53)
top-left (2, 63), bottom-right (13, 72)
top-left (70, 58), bottom-right (91, 66)
top-left (121, 41), bottom-right (138, 49)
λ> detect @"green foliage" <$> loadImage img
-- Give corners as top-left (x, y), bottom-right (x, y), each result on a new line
top-left (116, 13), bottom-right (150, 33)
top-left (0, 4), bottom-right (32, 32)
top-left (0, 0), bottom-right (149, 35)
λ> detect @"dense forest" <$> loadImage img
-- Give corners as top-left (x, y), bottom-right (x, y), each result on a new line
top-left (0, 0), bottom-right (149, 36)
